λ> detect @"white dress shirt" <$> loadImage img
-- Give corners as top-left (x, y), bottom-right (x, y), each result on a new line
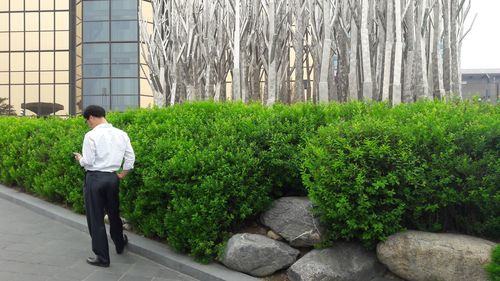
top-left (79, 123), bottom-right (135, 172)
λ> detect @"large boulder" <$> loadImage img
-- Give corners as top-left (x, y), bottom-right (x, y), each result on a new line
top-left (287, 242), bottom-right (386, 281)
top-left (222, 233), bottom-right (300, 277)
top-left (377, 230), bottom-right (497, 281)
top-left (261, 197), bottom-right (323, 247)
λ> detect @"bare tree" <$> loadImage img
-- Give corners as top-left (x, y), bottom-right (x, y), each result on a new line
top-left (140, 0), bottom-right (470, 106)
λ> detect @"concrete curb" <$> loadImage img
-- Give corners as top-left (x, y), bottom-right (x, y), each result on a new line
top-left (0, 184), bottom-right (259, 281)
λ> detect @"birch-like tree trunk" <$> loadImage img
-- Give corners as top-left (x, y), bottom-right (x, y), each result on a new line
top-left (360, 0), bottom-right (373, 100)
top-left (431, 0), bottom-right (445, 99)
top-left (140, 0), bottom-right (469, 107)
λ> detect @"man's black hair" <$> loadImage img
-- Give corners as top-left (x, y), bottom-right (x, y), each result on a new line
top-left (83, 105), bottom-right (106, 119)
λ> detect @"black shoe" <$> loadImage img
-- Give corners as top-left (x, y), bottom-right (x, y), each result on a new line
top-left (86, 256), bottom-right (110, 267)
top-left (116, 234), bottom-right (128, 254)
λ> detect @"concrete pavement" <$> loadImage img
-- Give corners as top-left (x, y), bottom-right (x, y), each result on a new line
top-left (0, 193), bottom-right (198, 281)
top-left (0, 184), bottom-right (259, 281)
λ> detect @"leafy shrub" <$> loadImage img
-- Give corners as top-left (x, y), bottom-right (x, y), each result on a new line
top-left (487, 245), bottom-right (500, 281)
top-left (303, 101), bottom-right (500, 246)
top-left (0, 101), bottom-right (498, 262)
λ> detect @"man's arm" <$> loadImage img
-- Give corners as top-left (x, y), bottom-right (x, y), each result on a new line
top-left (118, 135), bottom-right (135, 180)
top-left (74, 135), bottom-right (95, 168)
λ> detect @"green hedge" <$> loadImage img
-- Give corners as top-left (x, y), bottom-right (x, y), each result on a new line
top-left (302, 101), bottom-right (500, 247)
top-left (0, 101), bottom-right (498, 261)
top-left (487, 245), bottom-right (500, 281)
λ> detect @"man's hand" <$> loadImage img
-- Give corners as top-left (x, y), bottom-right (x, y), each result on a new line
top-left (73, 152), bottom-right (82, 162)
top-left (116, 170), bottom-right (130, 180)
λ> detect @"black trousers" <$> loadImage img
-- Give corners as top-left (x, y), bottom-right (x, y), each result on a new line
top-left (84, 171), bottom-right (125, 262)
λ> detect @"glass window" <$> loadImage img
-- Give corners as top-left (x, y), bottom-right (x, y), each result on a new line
top-left (83, 43), bottom-right (109, 64)
top-left (76, 44), bottom-right (82, 57)
top-left (55, 52), bottom-right (69, 70)
top-left (76, 65), bottom-right (82, 79)
top-left (41, 71), bottom-right (54, 83)
top-left (0, 33), bottom-right (8, 51)
top-left (111, 43), bottom-right (137, 63)
top-left (26, 12), bottom-right (40, 31)
top-left (10, 32), bottom-right (24, 51)
top-left (111, 78), bottom-right (138, 95)
top-left (10, 13), bottom-right (24, 31)
top-left (0, 2), bottom-right (8, 11)
top-left (76, 2), bottom-right (82, 20)
top-left (140, 0), bottom-right (154, 22)
top-left (111, 64), bottom-right (138, 77)
top-left (40, 52), bottom-right (54, 70)
top-left (83, 95), bottom-right (110, 111)
top-left (111, 0), bottom-right (137, 20)
top-left (83, 79), bottom-right (110, 96)
top-left (26, 85), bottom-right (39, 104)
top-left (140, 78), bottom-right (153, 96)
top-left (111, 95), bottom-right (138, 111)
top-left (83, 1), bottom-right (109, 21)
top-left (41, 31), bottom-right (55, 50)
top-left (40, 0), bottom-right (54, 10)
top-left (56, 1), bottom-right (70, 10)
top-left (55, 12), bottom-right (69, 30)
top-left (76, 92), bottom-right (83, 113)
top-left (0, 53), bottom-right (8, 71)
top-left (25, 52), bottom-right (40, 71)
top-left (111, 21), bottom-right (137, 41)
top-left (76, 22), bottom-right (82, 40)
top-left (26, 32), bottom-right (40, 51)
top-left (55, 31), bottom-right (69, 50)
top-left (10, 53), bottom-right (24, 71)
top-left (10, 72), bottom-right (24, 84)
top-left (55, 71), bottom-right (69, 83)
top-left (0, 72), bottom-right (8, 84)
top-left (140, 95), bottom-right (154, 108)
top-left (25, 72), bottom-right (39, 84)
top-left (25, 0), bottom-right (40, 11)
top-left (55, 84), bottom-right (69, 115)
top-left (10, 0), bottom-right (24, 11)
top-left (84, 64), bottom-right (110, 77)
top-left (83, 22), bottom-right (109, 42)
top-left (41, 85), bottom-right (54, 103)
top-left (0, 14), bottom-right (8, 31)
top-left (41, 12), bottom-right (55, 31)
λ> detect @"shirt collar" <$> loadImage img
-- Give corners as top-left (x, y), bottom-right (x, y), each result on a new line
top-left (94, 123), bottom-right (113, 130)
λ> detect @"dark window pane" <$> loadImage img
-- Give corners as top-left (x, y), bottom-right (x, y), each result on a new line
top-left (83, 78), bottom-right (110, 96)
top-left (83, 95), bottom-right (110, 111)
top-left (83, 43), bottom-right (109, 64)
top-left (84, 64), bottom-right (110, 77)
top-left (111, 21), bottom-right (137, 41)
top-left (111, 95), bottom-right (138, 111)
top-left (83, 1), bottom-right (109, 21)
top-left (111, 78), bottom-right (138, 95)
top-left (111, 63), bottom-right (138, 77)
top-left (111, 0), bottom-right (137, 20)
top-left (111, 43), bottom-right (137, 63)
top-left (83, 21), bottom-right (109, 42)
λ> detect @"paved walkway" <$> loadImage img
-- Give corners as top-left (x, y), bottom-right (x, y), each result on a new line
top-left (0, 196), bottom-right (198, 281)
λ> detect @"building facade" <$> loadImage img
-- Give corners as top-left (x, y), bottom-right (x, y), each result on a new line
top-left (0, 0), bottom-right (153, 116)
top-left (462, 69), bottom-right (500, 104)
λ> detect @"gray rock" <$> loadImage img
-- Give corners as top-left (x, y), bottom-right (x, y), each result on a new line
top-left (287, 242), bottom-right (386, 281)
top-left (261, 197), bottom-right (323, 247)
top-left (222, 233), bottom-right (300, 277)
top-left (377, 230), bottom-right (497, 281)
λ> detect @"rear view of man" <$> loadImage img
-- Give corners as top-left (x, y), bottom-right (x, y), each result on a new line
top-left (74, 105), bottom-right (135, 267)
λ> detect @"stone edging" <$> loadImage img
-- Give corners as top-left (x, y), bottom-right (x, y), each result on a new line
top-left (0, 184), bottom-right (259, 281)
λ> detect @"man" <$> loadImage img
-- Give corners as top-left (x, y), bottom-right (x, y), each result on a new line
top-left (74, 105), bottom-right (135, 267)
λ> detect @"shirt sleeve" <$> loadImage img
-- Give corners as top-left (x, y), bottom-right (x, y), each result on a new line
top-left (122, 134), bottom-right (135, 171)
top-left (79, 134), bottom-right (96, 169)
